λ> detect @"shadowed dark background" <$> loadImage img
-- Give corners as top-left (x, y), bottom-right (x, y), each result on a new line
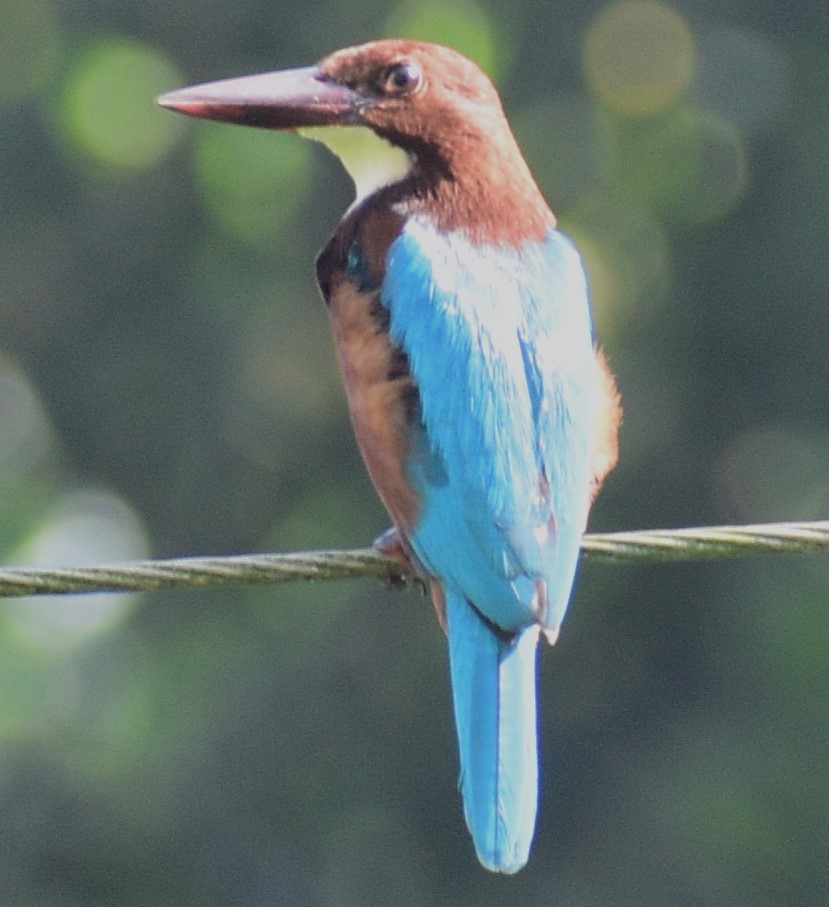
top-left (0, 0), bottom-right (827, 903)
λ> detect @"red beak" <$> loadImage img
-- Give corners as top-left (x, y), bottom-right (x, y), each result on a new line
top-left (157, 66), bottom-right (362, 130)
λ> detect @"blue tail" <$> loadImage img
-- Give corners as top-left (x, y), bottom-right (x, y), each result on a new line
top-left (445, 589), bottom-right (540, 873)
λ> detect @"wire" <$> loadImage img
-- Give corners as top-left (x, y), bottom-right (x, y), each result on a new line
top-left (0, 520), bottom-right (826, 599)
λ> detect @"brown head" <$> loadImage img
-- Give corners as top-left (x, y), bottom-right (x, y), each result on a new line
top-left (159, 40), bottom-right (554, 240)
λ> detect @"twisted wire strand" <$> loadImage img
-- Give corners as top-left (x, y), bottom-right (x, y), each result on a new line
top-left (0, 520), bottom-right (826, 599)
top-left (581, 520), bottom-right (829, 560)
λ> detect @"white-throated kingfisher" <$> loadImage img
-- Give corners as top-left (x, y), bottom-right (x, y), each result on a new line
top-left (159, 40), bottom-right (620, 874)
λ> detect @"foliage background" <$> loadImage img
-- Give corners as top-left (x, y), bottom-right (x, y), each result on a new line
top-left (1, 0), bottom-right (827, 903)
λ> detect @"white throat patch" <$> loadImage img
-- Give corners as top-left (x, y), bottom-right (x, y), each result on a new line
top-left (298, 125), bottom-right (414, 206)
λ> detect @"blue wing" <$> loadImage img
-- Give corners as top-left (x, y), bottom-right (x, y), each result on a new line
top-left (383, 218), bottom-right (598, 633)
top-left (381, 219), bottom-right (598, 872)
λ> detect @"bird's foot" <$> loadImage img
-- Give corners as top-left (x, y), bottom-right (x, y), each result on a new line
top-left (373, 525), bottom-right (408, 561)
top-left (373, 526), bottom-right (423, 591)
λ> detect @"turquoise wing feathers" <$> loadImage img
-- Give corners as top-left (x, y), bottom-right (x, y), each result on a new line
top-left (383, 218), bottom-right (598, 636)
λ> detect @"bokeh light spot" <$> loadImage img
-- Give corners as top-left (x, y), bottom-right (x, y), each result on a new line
top-left (693, 26), bottom-right (790, 134)
top-left (6, 491), bottom-right (149, 651)
top-left (59, 39), bottom-right (186, 169)
top-left (601, 107), bottom-right (748, 222)
top-left (716, 426), bottom-right (829, 522)
top-left (0, 355), bottom-right (55, 482)
top-left (564, 194), bottom-right (671, 333)
top-left (0, 0), bottom-right (61, 103)
top-left (384, 0), bottom-right (502, 80)
top-left (194, 127), bottom-right (312, 250)
top-left (674, 113), bottom-right (748, 222)
top-left (514, 97), bottom-right (605, 211)
top-left (584, 0), bottom-right (695, 117)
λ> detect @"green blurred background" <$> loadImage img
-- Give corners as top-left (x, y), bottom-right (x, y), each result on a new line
top-left (0, 0), bottom-right (827, 903)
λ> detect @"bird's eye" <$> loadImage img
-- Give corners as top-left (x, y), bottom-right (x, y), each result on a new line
top-left (381, 61), bottom-right (422, 96)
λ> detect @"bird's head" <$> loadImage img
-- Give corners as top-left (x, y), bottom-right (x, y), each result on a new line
top-left (159, 40), bottom-right (552, 236)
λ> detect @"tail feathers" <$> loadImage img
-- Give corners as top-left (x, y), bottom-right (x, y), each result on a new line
top-left (446, 590), bottom-right (540, 874)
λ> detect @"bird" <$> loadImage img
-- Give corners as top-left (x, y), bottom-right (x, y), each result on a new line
top-left (159, 39), bottom-right (620, 874)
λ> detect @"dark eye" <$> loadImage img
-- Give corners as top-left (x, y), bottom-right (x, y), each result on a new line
top-left (381, 61), bottom-right (422, 96)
